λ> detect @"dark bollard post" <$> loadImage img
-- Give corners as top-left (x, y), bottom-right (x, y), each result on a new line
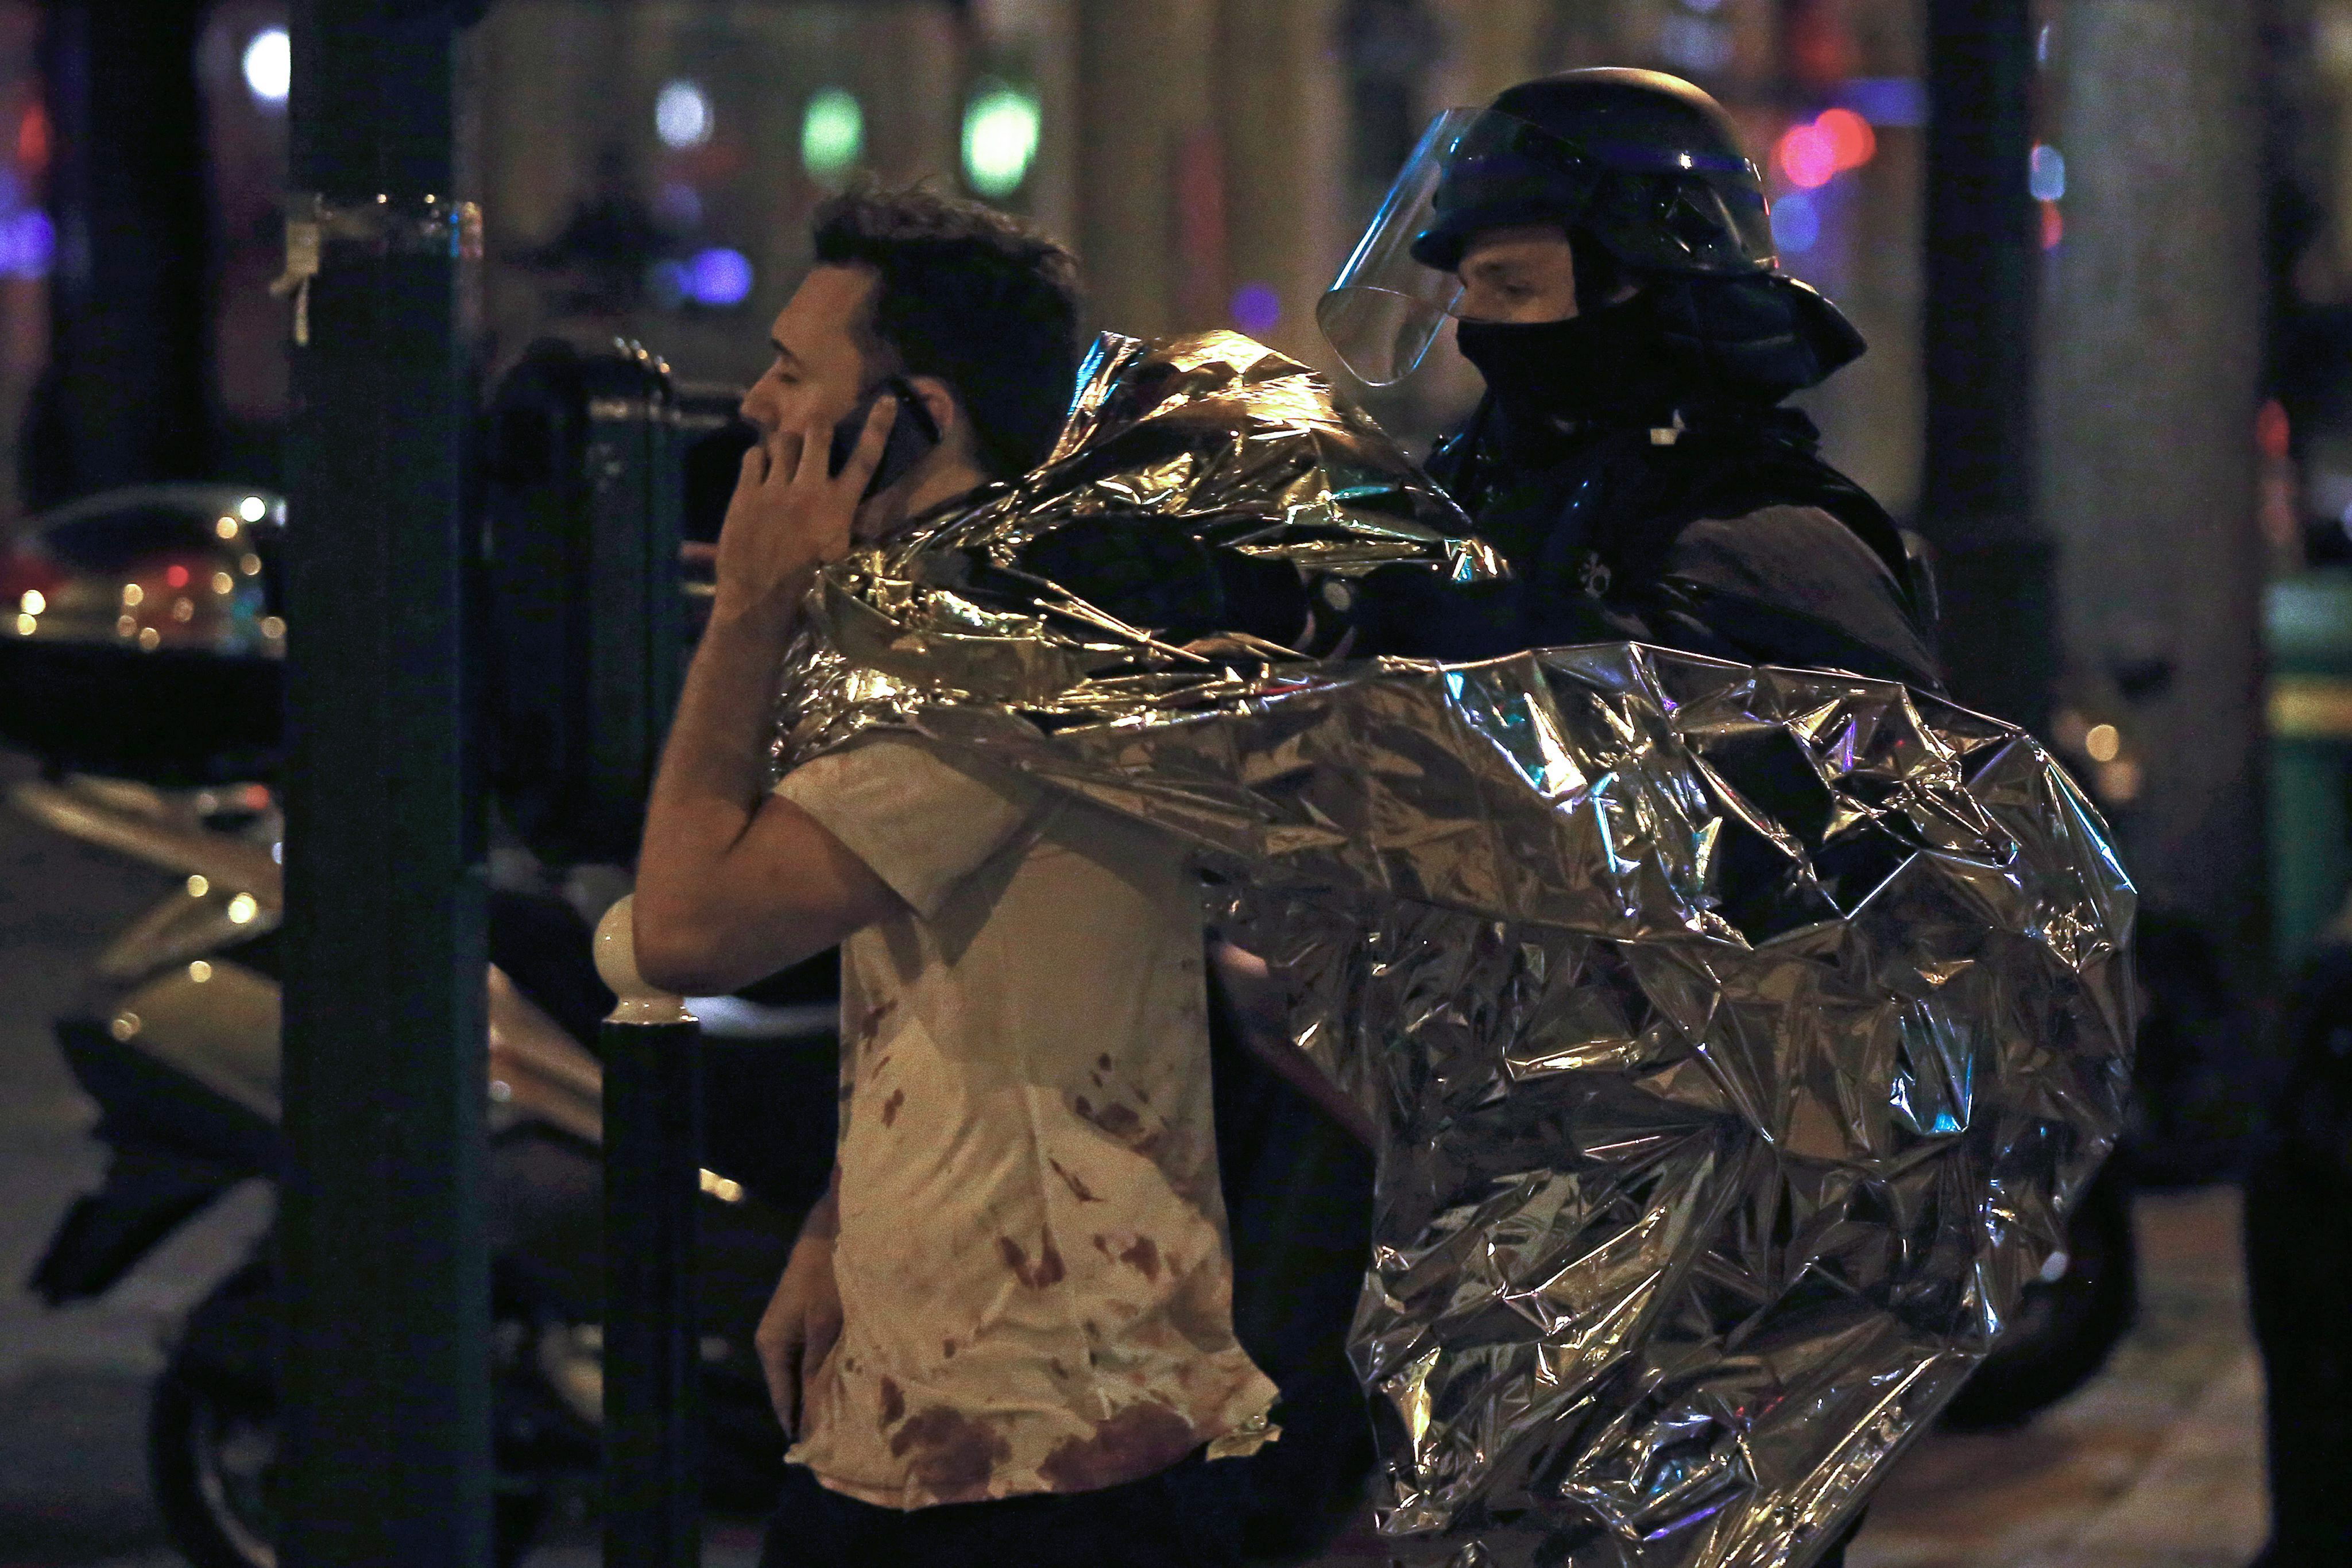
top-left (594, 895), bottom-right (703, 1568)
top-left (278, 2), bottom-right (488, 1565)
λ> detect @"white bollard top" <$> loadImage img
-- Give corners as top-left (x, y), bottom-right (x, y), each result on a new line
top-left (594, 895), bottom-right (695, 1027)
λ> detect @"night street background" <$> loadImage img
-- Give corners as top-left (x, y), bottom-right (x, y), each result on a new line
top-left (0, 0), bottom-right (2326, 1561)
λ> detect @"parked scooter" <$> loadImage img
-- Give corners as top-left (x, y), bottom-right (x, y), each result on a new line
top-left (17, 771), bottom-right (838, 1567)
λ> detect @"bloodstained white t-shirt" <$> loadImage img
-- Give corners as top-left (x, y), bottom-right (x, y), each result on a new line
top-left (773, 731), bottom-right (1278, 1509)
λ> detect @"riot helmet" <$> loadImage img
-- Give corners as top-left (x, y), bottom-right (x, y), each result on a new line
top-left (1321, 68), bottom-right (1820, 387)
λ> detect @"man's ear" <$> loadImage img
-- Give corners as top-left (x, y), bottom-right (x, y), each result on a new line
top-left (902, 375), bottom-right (968, 456)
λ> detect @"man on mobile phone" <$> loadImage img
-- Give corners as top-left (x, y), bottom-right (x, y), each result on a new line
top-left (632, 187), bottom-right (1279, 1567)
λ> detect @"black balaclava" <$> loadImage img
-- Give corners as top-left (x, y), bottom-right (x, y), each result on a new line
top-left (1454, 295), bottom-right (1683, 427)
top-left (1453, 262), bottom-right (1864, 433)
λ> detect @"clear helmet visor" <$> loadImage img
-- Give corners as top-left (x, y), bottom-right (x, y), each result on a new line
top-left (1318, 110), bottom-right (1477, 387)
top-left (1317, 106), bottom-right (1601, 385)
top-left (1317, 103), bottom-right (1774, 385)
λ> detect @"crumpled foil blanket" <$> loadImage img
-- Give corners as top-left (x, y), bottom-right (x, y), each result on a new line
top-left (770, 331), bottom-right (2136, 1568)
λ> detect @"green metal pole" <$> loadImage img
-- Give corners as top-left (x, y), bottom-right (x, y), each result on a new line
top-left (278, 3), bottom-right (489, 1565)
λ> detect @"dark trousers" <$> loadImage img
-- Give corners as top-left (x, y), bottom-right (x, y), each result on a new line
top-left (756, 1453), bottom-right (1243, 1568)
top-left (2246, 1151), bottom-right (2352, 1566)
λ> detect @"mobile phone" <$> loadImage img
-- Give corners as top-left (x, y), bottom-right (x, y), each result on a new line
top-left (827, 375), bottom-right (941, 501)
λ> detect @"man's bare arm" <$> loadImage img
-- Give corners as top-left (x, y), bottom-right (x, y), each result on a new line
top-left (634, 609), bottom-right (903, 994)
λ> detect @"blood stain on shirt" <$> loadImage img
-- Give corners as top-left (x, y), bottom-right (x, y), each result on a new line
top-left (1049, 1157), bottom-right (1102, 1202)
top-left (853, 997), bottom-right (899, 1051)
top-left (1035, 1400), bottom-right (1198, 1492)
top-left (1072, 1094), bottom-right (1162, 1156)
top-left (888, 1405), bottom-right (1011, 1492)
top-left (997, 1232), bottom-right (1067, 1290)
top-left (877, 1375), bottom-right (906, 1428)
top-left (1118, 1235), bottom-right (1163, 1282)
top-left (943, 1338), bottom-right (957, 1359)
top-left (881, 1087), bottom-right (906, 1126)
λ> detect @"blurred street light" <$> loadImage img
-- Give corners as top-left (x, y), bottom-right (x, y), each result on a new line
top-left (962, 79), bottom-right (1039, 198)
top-left (801, 87), bottom-right (862, 182)
top-left (1772, 189), bottom-right (1821, 253)
top-left (655, 79), bottom-right (712, 150)
top-left (242, 26), bottom-right (289, 110)
top-left (2030, 142), bottom-right (2067, 202)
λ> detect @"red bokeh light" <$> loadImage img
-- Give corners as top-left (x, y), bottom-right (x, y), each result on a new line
top-left (1777, 124), bottom-right (1838, 190)
top-left (17, 102), bottom-right (47, 173)
top-left (1816, 109), bottom-right (1877, 172)
top-left (2040, 199), bottom-right (2064, 250)
top-left (2258, 398), bottom-right (2292, 461)
top-left (165, 564), bottom-right (190, 589)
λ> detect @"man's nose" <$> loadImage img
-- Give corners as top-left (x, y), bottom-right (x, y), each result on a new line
top-left (740, 373), bottom-right (781, 427)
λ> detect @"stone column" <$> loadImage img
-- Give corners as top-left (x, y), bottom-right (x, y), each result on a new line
top-left (1215, 0), bottom-right (1348, 365)
top-left (1071, 0), bottom-right (1220, 338)
top-left (2039, 0), bottom-right (2266, 966)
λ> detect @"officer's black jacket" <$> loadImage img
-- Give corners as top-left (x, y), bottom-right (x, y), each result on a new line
top-left (1372, 396), bottom-right (1944, 691)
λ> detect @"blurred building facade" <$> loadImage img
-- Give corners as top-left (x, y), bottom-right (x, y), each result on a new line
top-left (17, 0), bottom-right (2352, 1004)
top-left (448, 0), bottom-right (1943, 500)
top-left (3, 1), bottom-right (1962, 518)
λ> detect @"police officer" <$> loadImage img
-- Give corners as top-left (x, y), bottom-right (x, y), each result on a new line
top-left (1320, 68), bottom-right (1935, 1566)
top-left (1322, 67), bottom-right (1940, 691)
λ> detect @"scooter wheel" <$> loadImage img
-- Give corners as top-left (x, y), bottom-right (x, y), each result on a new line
top-left (149, 1263), bottom-right (550, 1568)
top-left (148, 1352), bottom-right (280, 1568)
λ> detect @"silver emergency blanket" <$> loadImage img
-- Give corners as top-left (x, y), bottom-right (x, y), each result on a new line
top-left (772, 331), bottom-right (2135, 1568)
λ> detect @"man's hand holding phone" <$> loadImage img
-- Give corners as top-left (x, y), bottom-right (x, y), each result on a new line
top-left (713, 393), bottom-right (898, 626)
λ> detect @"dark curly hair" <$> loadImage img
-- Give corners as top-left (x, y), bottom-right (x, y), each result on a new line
top-left (813, 184), bottom-right (1083, 481)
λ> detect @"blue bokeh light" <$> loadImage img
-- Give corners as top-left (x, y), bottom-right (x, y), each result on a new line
top-left (2029, 144), bottom-right (2067, 203)
top-left (1770, 192), bottom-right (1820, 255)
top-left (1231, 282), bottom-right (1282, 336)
top-left (1836, 76), bottom-right (1928, 129)
top-left (0, 210), bottom-right (55, 278)
top-left (684, 247), bottom-right (754, 307)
